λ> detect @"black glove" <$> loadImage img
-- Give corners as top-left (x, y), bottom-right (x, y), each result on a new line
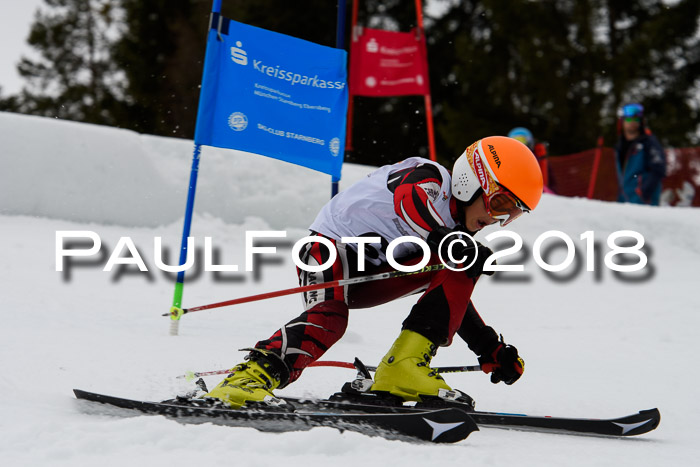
top-left (426, 226), bottom-right (495, 279)
top-left (478, 336), bottom-right (524, 385)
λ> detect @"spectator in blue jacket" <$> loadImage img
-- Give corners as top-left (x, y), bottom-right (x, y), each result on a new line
top-left (615, 103), bottom-right (666, 205)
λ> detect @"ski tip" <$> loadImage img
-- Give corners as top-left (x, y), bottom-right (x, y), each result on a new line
top-left (613, 408), bottom-right (661, 436)
top-left (637, 408), bottom-right (661, 434)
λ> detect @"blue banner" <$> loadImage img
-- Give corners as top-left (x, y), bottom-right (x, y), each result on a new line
top-left (194, 15), bottom-right (348, 179)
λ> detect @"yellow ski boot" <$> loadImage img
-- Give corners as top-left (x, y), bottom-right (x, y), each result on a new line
top-left (370, 329), bottom-right (452, 402)
top-left (204, 351), bottom-right (288, 409)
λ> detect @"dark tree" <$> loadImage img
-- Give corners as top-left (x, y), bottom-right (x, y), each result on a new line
top-left (0, 86), bottom-right (19, 112)
top-left (6, 0), bottom-right (700, 159)
top-left (112, 0), bottom-right (342, 137)
top-left (14, 0), bottom-right (126, 125)
top-left (601, 0), bottom-right (700, 146)
top-left (112, 0), bottom-right (216, 137)
top-left (426, 0), bottom-right (700, 158)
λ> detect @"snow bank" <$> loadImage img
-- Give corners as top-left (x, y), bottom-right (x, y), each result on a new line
top-left (0, 111), bottom-right (372, 229)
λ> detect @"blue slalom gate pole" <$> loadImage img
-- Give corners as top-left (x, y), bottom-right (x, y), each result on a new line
top-left (169, 0), bottom-right (223, 336)
top-left (331, 0), bottom-right (347, 199)
top-left (169, 144), bottom-right (201, 336)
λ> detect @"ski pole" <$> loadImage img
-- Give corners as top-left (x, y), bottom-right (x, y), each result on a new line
top-left (312, 361), bottom-right (483, 374)
top-left (163, 263), bottom-right (447, 318)
top-left (178, 360), bottom-right (481, 380)
top-left (178, 360), bottom-right (355, 380)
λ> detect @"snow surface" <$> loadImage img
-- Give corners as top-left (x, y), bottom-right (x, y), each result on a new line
top-left (1, 110), bottom-right (699, 466)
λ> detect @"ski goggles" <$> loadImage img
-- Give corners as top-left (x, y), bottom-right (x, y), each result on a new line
top-left (482, 187), bottom-right (529, 227)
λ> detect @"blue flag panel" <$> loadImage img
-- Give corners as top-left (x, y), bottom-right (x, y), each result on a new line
top-left (194, 15), bottom-right (348, 179)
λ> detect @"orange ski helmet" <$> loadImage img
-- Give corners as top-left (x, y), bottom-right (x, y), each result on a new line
top-left (452, 136), bottom-right (544, 214)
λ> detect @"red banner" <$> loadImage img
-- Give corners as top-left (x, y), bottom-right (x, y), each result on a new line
top-left (349, 27), bottom-right (430, 97)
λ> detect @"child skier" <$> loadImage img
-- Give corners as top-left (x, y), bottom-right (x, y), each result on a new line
top-left (205, 136), bottom-right (544, 407)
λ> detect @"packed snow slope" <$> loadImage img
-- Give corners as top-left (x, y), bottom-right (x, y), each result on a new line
top-left (1, 111), bottom-right (699, 466)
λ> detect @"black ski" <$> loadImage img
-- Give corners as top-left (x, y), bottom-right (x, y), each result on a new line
top-left (466, 408), bottom-right (660, 437)
top-left (73, 389), bottom-right (478, 443)
top-left (275, 396), bottom-right (661, 438)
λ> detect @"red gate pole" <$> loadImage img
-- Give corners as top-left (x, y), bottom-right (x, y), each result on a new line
top-left (415, 0), bottom-right (437, 161)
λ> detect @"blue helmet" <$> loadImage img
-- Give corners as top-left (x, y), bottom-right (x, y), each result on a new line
top-left (507, 127), bottom-right (534, 150)
top-left (618, 103), bottom-right (644, 119)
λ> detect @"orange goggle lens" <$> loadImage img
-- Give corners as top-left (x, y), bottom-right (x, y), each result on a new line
top-left (483, 190), bottom-right (528, 226)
